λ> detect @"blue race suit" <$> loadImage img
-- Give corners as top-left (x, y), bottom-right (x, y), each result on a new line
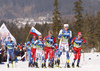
top-left (25, 41), bottom-right (31, 64)
top-left (34, 40), bottom-right (44, 64)
top-left (5, 41), bottom-right (15, 64)
top-left (58, 29), bottom-right (72, 63)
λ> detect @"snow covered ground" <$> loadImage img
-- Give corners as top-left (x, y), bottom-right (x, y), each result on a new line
top-left (0, 52), bottom-right (100, 71)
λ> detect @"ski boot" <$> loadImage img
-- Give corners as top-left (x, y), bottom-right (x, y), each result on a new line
top-left (55, 61), bottom-right (57, 65)
top-left (35, 62), bottom-right (39, 68)
top-left (72, 63), bottom-right (75, 68)
top-left (7, 64), bottom-right (9, 68)
top-left (30, 61), bottom-right (33, 67)
top-left (66, 60), bottom-right (70, 68)
top-left (77, 63), bottom-right (79, 68)
top-left (48, 62), bottom-right (50, 68)
top-left (77, 59), bottom-right (80, 68)
top-left (32, 62), bottom-right (35, 67)
top-left (42, 63), bottom-right (44, 68)
top-left (50, 62), bottom-right (54, 68)
top-left (11, 60), bottom-right (13, 68)
top-left (67, 63), bottom-right (70, 68)
top-left (28, 63), bottom-right (31, 67)
top-left (56, 59), bottom-right (60, 67)
top-left (43, 63), bottom-right (46, 68)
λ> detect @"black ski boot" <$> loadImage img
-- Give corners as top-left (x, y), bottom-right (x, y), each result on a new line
top-left (30, 61), bottom-right (33, 67)
top-left (43, 63), bottom-right (46, 68)
top-left (28, 63), bottom-right (31, 67)
top-left (11, 60), bottom-right (13, 68)
top-left (55, 61), bottom-right (56, 65)
top-left (35, 62), bottom-right (39, 68)
top-left (51, 62), bottom-right (54, 68)
top-left (77, 59), bottom-right (80, 67)
top-left (67, 63), bottom-right (70, 68)
top-left (48, 62), bottom-right (50, 68)
top-left (7, 64), bottom-right (9, 68)
top-left (42, 63), bottom-right (44, 68)
top-left (56, 59), bottom-right (60, 67)
top-left (77, 63), bottom-right (79, 67)
top-left (72, 63), bottom-right (75, 68)
top-left (32, 63), bottom-right (34, 67)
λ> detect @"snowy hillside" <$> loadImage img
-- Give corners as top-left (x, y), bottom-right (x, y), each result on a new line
top-left (0, 52), bottom-right (100, 71)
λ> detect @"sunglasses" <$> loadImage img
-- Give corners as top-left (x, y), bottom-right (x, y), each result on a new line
top-left (39, 38), bottom-right (42, 39)
top-left (65, 27), bottom-right (68, 28)
top-left (49, 35), bottom-right (52, 36)
top-left (78, 35), bottom-right (82, 36)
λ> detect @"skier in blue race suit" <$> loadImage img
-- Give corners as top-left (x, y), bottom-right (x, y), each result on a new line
top-left (5, 37), bottom-right (15, 68)
top-left (24, 41), bottom-right (32, 67)
top-left (34, 35), bottom-right (44, 68)
top-left (58, 24), bottom-right (72, 68)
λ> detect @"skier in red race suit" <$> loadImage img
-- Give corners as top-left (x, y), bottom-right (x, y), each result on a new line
top-left (31, 35), bottom-right (37, 67)
top-left (43, 30), bottom-right (56, 68)
top-left (70, 32), bottom-right (87, 67)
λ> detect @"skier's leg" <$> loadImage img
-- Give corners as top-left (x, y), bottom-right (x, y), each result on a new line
top-left (57, 45), bottom-right (63, 67)
top-left (7, 51), bottom-right (10, 68)
top-left (31, 51), bottom-right (34, 67)
top-left (28, 51), bottom-right (31, 67)
top-left (41, 51), bottom-right (44, 68)
top-left (58, 45), bottom-right (63, 58)
top-left (72, 48), bottom-right (77, 67)
top-left (77, 50), bottom-right (81, 67)
top-left (49, 48), bottom-right (54, 68)
top-left (35, 58), bottom-right (38, 68)
top-left (10, 50), bottom-right (13, 61)
top-left (10, 50), bottom-right (14, 67)
top-left (44, 48), bottom-right (48, 68)
top-left (66, 51), bottom-right (69, 63)
top-left (65, 44), bottom-right (70, 68)
top-left (74, 51), bottom-right (77, 62)
top-left (31, 49), bottom-right (36, 66)
top-left (54, 51), bottom-right (57, 64)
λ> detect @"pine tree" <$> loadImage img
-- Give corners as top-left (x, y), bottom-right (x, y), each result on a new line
top-left (73, 0), bottom-right (84, 35)
top-left (52, 0), bottom-right (62, 42)
top-left (95, 12), bottom-right (100, 51)
top-left (24, 22), bottom-right (31, 42)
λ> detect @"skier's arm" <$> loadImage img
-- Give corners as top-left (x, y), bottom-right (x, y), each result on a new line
top-left (71, 37), bottom-right (75, 44)
top-left (53, 37), bottom-right (56, 44)
top-left (24, 43), bottom-right (27, 49)
top-left (82, 38), bottom-right (87, 45)
top-left (54, 43), bottom-right (58, 51)
top-left (52, 37), bottom-right (56, 51)
top-left (70, 37), bottom-right (75, 48)
top-left (58, 29), bottom-right (63, 39)
top-left (43, 36), bottom-right (47, 41)
top-left (34, 40), bottom-right (38, 46)
top-left (13, 42), bottom-right (16, 48)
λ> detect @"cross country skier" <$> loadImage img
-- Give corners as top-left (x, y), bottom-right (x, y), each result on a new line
top-left (5, 37), bottom-right (15, 68)
top-left (24, 40), bottom-right (32, 67)
top-left (31, 35), bottom-right (37, 67)
top-left (71, 32), bottom-right (87, 67)
top-left (43, 30), bottom-right (56, 68)
top-left (34, 35), bottom-right (44, 68)
top-left (58, 24), bottom-right (72, 68)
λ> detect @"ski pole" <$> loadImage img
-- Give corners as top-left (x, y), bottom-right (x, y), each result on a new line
top-left (69, 51), bottom-right (73, 58)
top-left (83, 51), bottom-right (85, 61)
